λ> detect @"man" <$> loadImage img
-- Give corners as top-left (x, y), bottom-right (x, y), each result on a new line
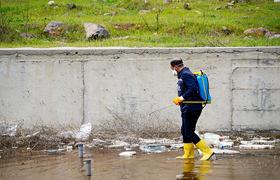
top-left (170, 58), bottom-right (214, 161)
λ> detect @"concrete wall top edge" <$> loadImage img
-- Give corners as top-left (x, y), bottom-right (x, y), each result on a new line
top-left (0, 46), bottom-right (279, 56)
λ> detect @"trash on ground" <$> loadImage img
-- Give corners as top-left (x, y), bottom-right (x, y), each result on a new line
top-left (240, 140), bottom-right (275, 145)
top-left (140, 145), bottom-right (167, 153)
top-left (239, 145), bottom-right (275, 149)
top-left (108, 140), bottom-right (129, 149)
top-left (170, 144), bottom-right (184, 149)
top-left (75, 123), bottom-right (92, 141)
top-left (0, 122), bottom-right (18, 136)
top-left (119, 151), bottom-right (136, 157)
top-left (202, 133), bottom-right (222, 147)
top-left (219, 141), bottom-right (234, 147)
top-left (212, 148), bottom-right (240, 154)
top-left (44, 152), bottom-right (66, 155)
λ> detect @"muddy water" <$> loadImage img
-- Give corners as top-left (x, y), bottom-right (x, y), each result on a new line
top-left (0, 148), bottom-right (279, 180)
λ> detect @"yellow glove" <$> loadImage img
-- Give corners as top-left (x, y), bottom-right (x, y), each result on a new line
top-left (173, 97), bottom-right (183, 106)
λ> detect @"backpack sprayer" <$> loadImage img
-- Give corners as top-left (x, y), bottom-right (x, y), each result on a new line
top-left (148, 70), bottom-right (211, 117)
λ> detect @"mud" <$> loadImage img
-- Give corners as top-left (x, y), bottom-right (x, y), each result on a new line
top-left (0, 147), bottom-right (279, 180)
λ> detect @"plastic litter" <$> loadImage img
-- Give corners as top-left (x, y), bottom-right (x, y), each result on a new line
top-left (75, 123), bottom-right (92, 141)
top-left (217, 144), bottom-right (231, 149)
top-left (44, 152), bottom-right (66, 155)
top-left (170, 144), bottom-right (184, 149)
top-left (202, 133), bottom-right (221, 146)
top-left (212, 148), bottom-right (240, 154)
top-left (176, 174), bottom-right (184, 180)
top-left (119, 151), bottom-right (136, 157)
top-left (0, 122), bottom-right (18, 136)
top-left (108, 140), bottom-right (129, 149)
top-left (239, 145), bottom-right (275, 149)
top-left (140, 145), bottom-right (167, 153)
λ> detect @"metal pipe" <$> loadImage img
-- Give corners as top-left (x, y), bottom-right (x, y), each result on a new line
top-left (86, 159), bottom-right (91, 176)
top-left (78, 143), bottom-right (83, 158)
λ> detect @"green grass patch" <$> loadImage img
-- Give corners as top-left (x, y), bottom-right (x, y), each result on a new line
top-left (0, 0), bottom-right (280, 47)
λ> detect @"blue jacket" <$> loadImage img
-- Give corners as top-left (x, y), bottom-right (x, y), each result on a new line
top-left (177, 67), bottom-right (203, 113)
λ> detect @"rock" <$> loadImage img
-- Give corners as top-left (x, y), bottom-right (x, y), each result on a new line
top-left (244, 28), bottom-right (256, 35)
top-left (78, 12), bottom-right (85, 15)
top-left (54, 6), bottom-right (59, 9)
top-left (21, 32), bottom-right (34, 39)
top-left (183, 4), bottom-right (190, 10)
top-left (244, 27), bottom-right (270, 37)
top-left (110, 11), bottom-right (116, 15)
top-left (43, 21), bottom-right (65, 36)
top-left (265, 31), bottom-right (275, 38)
top-left (119, 8), bottom-right (128, 12)
top-left (244, 36), bottom-right (253, 39)
top-left (163, 0), bottom-right (172, 4)
top-left (254, 29), bottom-right (263, 37)
top-left (139, 10), bottom-right (150, 14)
top-left (48, 1), bottom-right (55, 5)
top-left (269, 34), bottom-right (280, 39)
top-left (104, 13), bottom-right (111, 16)
top-left (83, 23), bottom-right (110, 40)
top-left (66, 3), bottom-right (76, 9)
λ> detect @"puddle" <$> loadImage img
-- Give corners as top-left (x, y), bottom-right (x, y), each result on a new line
top-left (0, 148), bottom-right (279, 180)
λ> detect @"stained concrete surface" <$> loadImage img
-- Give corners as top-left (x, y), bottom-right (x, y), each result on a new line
top-left (1, 47), bottom-right (280, 131)
top-left (0, 148), bottom-right (279, 180)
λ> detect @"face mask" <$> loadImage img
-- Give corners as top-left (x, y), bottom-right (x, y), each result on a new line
top-left (172, 69), bottom-right (178, 77)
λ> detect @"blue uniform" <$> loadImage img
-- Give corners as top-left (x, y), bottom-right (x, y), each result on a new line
top-left (177, 67), bottom-right (203, 112)
top-left (177, 67), bottom-right (202, 144)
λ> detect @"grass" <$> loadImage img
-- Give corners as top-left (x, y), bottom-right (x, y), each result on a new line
top-left (0, 0), bottom-right (280, 47)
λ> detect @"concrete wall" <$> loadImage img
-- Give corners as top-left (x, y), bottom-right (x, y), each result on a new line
top-left (0, 47), bottom-right (279, 131)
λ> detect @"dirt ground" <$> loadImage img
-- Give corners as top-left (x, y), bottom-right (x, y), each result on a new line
top-left (0, 146), bottom-right (279, 180)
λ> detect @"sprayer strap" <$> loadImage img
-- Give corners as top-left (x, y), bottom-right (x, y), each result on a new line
top-left (182, 101), bottom-right (211, 104)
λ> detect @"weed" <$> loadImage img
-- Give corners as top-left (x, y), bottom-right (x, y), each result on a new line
top-left (0, 0), bottom-right (279, 47)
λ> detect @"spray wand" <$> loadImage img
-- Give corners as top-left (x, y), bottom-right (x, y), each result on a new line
top-left (148, 104), bottom-right (173, 117)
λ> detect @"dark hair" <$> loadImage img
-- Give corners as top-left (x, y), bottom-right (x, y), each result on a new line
top-left (170, 59), bottom-right (183, 67)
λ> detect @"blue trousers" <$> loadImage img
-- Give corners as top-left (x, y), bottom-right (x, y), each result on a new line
top-left (181, 110), bottom-right (202, 144)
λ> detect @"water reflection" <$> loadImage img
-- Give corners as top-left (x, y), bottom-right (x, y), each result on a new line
top-left (182, 160), bottom-right (213, 179)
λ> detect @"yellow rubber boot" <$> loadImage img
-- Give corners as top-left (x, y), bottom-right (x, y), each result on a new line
top-left (195, 139), bottom-right (215, 161)
top-left (176, 143), bottom-right (194, 159)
